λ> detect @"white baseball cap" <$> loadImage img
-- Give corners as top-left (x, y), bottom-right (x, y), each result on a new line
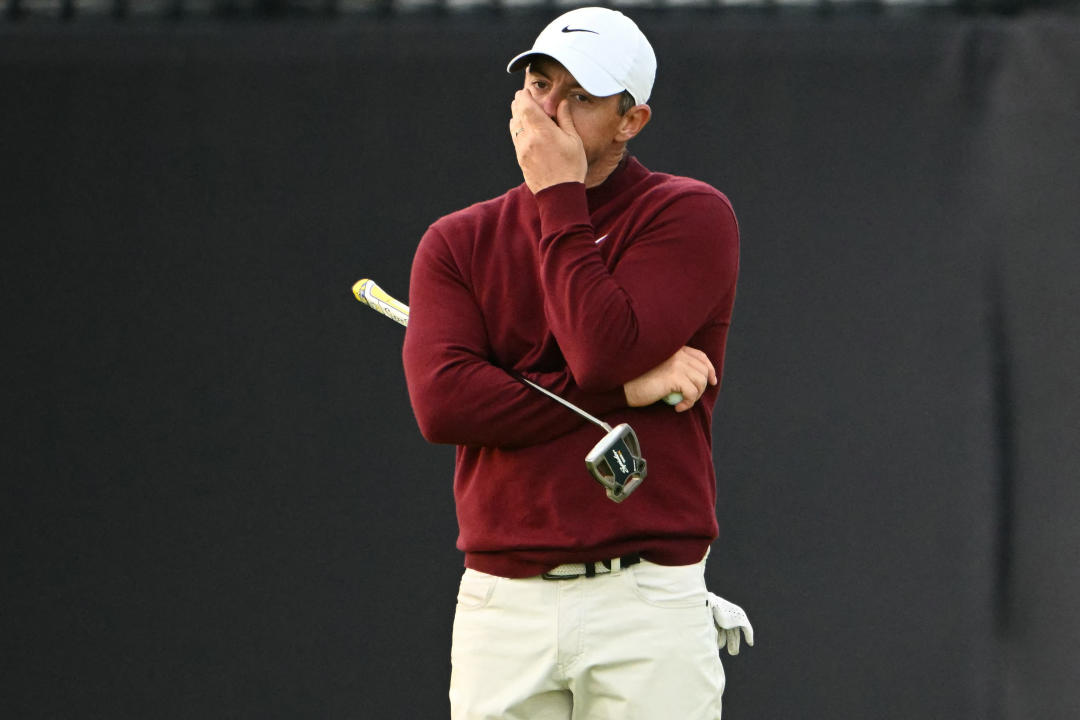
top-left (506, 7), bottom-right (657, 105)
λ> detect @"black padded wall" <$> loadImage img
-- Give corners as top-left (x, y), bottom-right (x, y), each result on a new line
top-left (2, 12), bottom-right (1078, 719)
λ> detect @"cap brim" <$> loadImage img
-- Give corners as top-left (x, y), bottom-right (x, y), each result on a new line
top-left (506, 46), bottom-right (624, 99)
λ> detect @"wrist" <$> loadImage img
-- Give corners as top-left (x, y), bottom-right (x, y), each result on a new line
top-left (534, 181), bottom-right (589, 237)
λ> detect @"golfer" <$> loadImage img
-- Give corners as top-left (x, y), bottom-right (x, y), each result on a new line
top-left (402, 7), bottom-right (748, 718)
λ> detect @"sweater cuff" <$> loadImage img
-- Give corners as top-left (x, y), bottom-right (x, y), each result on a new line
top-left (589, 384), bottom-right (632, 417)
top-left (534, 181), bottom-right (591, 238)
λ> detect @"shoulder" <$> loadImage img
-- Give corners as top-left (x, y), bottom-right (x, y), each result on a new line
top-left (640, 169), bottom-right (735, 218)
top-left (427, 184), bottom-right (531, 242)
top-left (413, 184), bottom-right (535, 279)
top-left (620, 165), bottom-right (738, 242)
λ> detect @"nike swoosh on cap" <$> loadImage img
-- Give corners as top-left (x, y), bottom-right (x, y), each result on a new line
top-left (561, 26), bottom-right (599, 34)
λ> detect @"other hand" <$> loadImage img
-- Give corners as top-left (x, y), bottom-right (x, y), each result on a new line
top-left (623, 346), bottom-right (717, 412)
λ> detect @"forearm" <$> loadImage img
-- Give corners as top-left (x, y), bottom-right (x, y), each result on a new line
top-left (404, 346), bottom-right (626, 448)
top-left (402, 228), bottom-right (626, 448)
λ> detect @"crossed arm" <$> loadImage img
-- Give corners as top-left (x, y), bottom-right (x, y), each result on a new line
top-left (402, 193), bottom-right (734, 450)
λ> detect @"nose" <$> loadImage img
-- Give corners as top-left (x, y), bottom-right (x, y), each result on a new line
top-left (539, 93), bottom-right (560, 121)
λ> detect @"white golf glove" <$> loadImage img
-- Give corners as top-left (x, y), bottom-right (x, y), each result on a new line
top-left (707, 592), bottom-right (754, 655)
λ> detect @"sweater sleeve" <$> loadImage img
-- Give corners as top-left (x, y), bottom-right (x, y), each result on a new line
top-left (534, 182), bottom-right (739, 392)
top-left (401, 224), bottom-right (628, 448)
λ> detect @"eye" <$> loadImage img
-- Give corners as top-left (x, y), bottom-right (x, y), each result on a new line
top-left (572, 93), bottom-right (593, 103)
top-left (531, 79), bottom-right (549, 91)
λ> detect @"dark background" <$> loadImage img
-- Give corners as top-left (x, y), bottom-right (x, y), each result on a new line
top-left (2, 8), bottom-right (1078, 719)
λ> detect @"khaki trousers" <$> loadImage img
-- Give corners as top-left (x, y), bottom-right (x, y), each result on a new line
top-left (449, 556), bottom-right (725, 720)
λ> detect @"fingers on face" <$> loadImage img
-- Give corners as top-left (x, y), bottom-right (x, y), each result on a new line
top-left (509, 91), bottom-right (533, 137)
top-left (513, 89), bottom-right (550, 126)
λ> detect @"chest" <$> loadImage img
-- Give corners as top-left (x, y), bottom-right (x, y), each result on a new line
top-left (467, 209), bottom-right (631, 370)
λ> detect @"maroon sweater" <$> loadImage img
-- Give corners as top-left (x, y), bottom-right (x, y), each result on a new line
top-left (402, 156), bottom-right (739, 578)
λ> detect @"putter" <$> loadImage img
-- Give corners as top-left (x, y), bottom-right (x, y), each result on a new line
top-left (354, 278), bottom-right (648, 502)
top-left (515, 376), bottom-right (647, 503)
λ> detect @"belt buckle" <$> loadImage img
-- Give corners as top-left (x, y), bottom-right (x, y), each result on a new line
top-left (541, 555), bottom-right (639, 580)
top-left (541, 570), bottom-right (577, 581)
top-left (541, 563), bottom-right (589, 580)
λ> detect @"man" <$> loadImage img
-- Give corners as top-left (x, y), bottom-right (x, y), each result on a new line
top-left (402, 7), bottom-right (748, 719)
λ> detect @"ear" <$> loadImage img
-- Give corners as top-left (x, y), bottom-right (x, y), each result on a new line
top-left (615, 104), bottom-right (652, 143)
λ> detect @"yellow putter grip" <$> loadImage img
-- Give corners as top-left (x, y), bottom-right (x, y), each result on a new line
top-left (352, 278), bottom-right (410, 327)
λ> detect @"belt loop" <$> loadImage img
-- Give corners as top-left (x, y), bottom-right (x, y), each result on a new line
top-left (610, 556), bottom-right (622, 574)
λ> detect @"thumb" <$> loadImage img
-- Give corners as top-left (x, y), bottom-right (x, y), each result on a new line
top-left (555, 99), bottom-right (578, 136)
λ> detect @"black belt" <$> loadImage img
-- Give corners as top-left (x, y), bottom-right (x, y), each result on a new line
top-left (541, 553), bottom-right (643, 580)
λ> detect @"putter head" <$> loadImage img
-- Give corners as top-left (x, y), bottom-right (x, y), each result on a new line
top-left (585, 423), bottom-right (647, 503)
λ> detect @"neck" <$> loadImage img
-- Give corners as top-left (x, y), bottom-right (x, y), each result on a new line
top-left (585, 146), bottom-right (627, 189)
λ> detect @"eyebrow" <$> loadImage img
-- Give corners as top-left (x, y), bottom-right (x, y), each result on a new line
top-left (526, 65), bottom-right (590, 95)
